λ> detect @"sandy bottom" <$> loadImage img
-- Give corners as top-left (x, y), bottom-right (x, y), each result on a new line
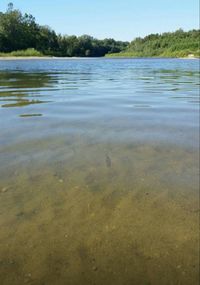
top-left (0, 141), bottom-right (199, 285)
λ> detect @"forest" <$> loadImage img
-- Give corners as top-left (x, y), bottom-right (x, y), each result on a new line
top-left (0, 3), bottom-right (128, 57)
top-left (0, 3), bottom-right (199, 58)
top-left (108, 29), bottom-right (199, 58)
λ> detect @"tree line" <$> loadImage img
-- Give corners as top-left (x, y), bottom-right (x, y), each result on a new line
top-left (0, 3), bottom-right (128, 57)
top-left (108, 29), bottom-right (199, 58)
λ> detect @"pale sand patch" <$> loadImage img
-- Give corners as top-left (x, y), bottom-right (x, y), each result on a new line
top-left (0, 56), bottom-right (94, 60)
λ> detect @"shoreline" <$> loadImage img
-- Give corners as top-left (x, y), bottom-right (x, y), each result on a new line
top-left (105, 56), bottom-right (199, 60)
top-left (0, 56), bottom-right (199, 60)
top-left (0, 56), bottom-right (104, 60)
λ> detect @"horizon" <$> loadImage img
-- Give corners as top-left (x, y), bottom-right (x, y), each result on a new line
top-left (0, 0), bottom-right (199, 41)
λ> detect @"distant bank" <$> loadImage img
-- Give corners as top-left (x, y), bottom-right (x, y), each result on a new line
top-left (105, 55), bottom-right (199, 59)
top-left (0, 56), bottom-right (199, 60)
top-left (0, 28), bottom-right (199, 59)
top-left (0, 56), bottom-right (96, 60)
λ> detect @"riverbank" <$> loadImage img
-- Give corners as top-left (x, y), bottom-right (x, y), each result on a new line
top-left (106, 54), bottom-right (199, 59)
top-left (0, 57), bottom-right (100, 60)
top-left (0, 56), bottom-right (51, 60)
top-left (0, 56), bottom-right (199, 60)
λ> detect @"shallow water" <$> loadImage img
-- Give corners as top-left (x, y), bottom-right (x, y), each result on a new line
top-left (0, 58), bottom-right (199, 285)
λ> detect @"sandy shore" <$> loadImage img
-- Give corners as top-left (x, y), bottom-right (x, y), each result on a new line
top-left (0, 56), bottom-right (199, 60)
top-left (173, 56), bottom-right (199, 60)
top-left (0, 56), bottom-right (94, 60)
top-left (0, 56), bottom-right (51, 60)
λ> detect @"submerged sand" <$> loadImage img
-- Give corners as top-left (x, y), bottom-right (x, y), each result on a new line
top-left (0, 142), bottom-right (199, 285)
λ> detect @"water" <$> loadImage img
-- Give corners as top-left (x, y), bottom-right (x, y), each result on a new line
top-left (0, 58), bottom-right (199, 285)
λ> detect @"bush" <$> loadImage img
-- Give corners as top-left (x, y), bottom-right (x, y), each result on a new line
top-left (0, 48), bottom-right (43, 57)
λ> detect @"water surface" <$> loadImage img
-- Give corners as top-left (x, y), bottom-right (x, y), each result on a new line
top-left (0, 58), bottom-right (199, 285)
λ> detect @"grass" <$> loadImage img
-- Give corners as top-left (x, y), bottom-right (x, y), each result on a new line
top-left (106, 50), bottom-right (200, 58)
top-left (0, 48), bottom-right (43, 57)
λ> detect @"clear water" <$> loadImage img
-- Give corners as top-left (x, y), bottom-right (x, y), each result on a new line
top-left (0, 58), bottom-right (199, 285)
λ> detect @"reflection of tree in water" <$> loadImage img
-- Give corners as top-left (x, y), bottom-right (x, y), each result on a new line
top-left (0, 72), bottom-right (54, 107)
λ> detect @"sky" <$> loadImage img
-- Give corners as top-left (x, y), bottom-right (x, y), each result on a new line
top-left (0, 0), bottom-right (199, 41)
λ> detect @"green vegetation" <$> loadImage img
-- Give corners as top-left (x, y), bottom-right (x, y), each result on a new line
top-left (107, 29), bottom-right (200, 58)
top-left (0, 3), bottom-right (128, 57)
top-left (0, 3), bottom-right (199, 58)
top-left (0, 48), bottom-right (42, 57)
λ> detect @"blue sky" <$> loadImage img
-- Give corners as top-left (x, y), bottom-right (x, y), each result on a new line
top-left (0, 0), bottom-right (199, 41)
